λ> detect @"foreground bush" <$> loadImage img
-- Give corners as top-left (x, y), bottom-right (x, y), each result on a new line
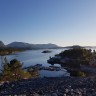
top-left (70, 70), bottom-right (86, 77)
top-left (0, 58), bottom-right (31, 82)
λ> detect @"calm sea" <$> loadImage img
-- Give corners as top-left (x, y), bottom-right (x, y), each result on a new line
top-left (0, 48), bottom-right (70, 77)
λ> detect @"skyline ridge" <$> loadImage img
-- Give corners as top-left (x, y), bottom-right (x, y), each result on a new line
top-left (0, 40), bottom-right (96, 48)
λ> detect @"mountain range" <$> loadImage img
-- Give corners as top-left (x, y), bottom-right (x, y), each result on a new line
top-left (0, 41), bottom-right (59, 49)
top-left (0, 41), bottom-right (96, 49)
top-left (0, 41), bottom-right (5, 47)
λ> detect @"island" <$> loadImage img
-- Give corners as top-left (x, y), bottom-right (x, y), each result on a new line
top-left (0, 48), bottom-right (27, 55)
top-left (42, 50), bottom-right (52, 53)
top-left (47, 46), bottom-right (96, 76)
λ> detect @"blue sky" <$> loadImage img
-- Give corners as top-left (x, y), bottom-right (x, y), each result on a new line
top-left (0, 0), bottom-right (96, 46)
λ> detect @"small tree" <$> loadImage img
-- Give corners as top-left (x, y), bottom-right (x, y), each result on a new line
top-left (1, 58), bottom-right (31, 82)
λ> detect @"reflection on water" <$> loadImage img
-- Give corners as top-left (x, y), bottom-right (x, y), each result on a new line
top-left (0, 48), bottom-right (69, 77)
top-left (39, 70), bottom-right (70, 77)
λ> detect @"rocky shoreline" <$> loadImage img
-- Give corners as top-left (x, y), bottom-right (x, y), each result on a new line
top-left (0, 77), bottom-right (96, 96)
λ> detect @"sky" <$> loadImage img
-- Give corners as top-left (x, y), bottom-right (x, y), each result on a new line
top-left (0, 0), bottom-right (96, 46)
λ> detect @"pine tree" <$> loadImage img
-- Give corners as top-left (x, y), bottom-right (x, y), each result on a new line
top-left (1, 58), bottom-right (31, 82)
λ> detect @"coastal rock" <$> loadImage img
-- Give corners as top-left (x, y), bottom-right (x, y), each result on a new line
top-left (1, 77), bottom-right (96, 95)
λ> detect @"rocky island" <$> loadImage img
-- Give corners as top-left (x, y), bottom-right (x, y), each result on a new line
top-left (42, 50), bottom-right (52, 53)
top-left (48, 46), bottom-right (96, 76)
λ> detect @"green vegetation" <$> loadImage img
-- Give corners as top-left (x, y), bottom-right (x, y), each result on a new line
top-left (48, 48), bottom-right (96, 69)
top-left (48, 47), bottom-right (96, 77)
top-left (27, 68), bottom-right (39, 77)
top-left (69, 70), bottom-right (86, 77)
top-left (0, 57), bottom-right (31, 82)
top-left (59, 48), bottom-right (92, 60)
top-left (0, 48), bottom-right (26, 55)
top-left (58, 48), bottom-right (95, 67)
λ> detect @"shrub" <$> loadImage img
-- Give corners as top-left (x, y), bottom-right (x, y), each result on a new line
top-left (70, 70), bottom-right (86, 77)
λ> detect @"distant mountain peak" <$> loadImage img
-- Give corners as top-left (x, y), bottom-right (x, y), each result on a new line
top-left (0, 41), bottom-right (5, 47)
